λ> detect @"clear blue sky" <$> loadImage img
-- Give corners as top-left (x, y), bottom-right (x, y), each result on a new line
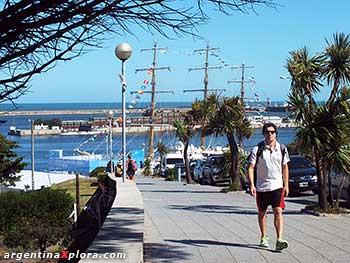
top-left (17, 0), bottom-right (350, 105)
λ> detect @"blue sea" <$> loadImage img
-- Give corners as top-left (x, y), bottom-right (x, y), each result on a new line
top-left (0, 102), bottom-right (296, 171)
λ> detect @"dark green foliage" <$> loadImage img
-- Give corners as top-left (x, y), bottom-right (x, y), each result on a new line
top-left (0, 134), bottom-right (26, 187)
top-left (97, 172), bottom-right (108, 183)
top-left (0, 188), bottom-right (74, 252)
top-left (165, 168), bottom-right (176, 181)
top-left (222, 151), bottom-right (249, 192)
top-left (173, 119), bottom-right (194, 184)
top-left (204, 96), bottom-right (253, 190)
top-left (89, 166), bottom-right (106, 177)
top-left (143, 158), bottom-right (152, 177)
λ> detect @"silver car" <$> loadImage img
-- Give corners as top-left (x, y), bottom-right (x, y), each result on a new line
top-left (193, 159), bottom-right (204, 184)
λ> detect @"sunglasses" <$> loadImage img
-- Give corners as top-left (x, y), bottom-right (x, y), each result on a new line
top-left (265, 130), bottom-right (276, 135)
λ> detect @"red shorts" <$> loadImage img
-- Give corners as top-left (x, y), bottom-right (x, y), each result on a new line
top-left (256, 188), bottom-right (285, 212)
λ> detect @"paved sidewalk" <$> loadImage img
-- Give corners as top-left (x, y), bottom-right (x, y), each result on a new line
top-left (138, 176), bottom-right (350, 263)
top-left (81, 177), bottom-right (144, 263)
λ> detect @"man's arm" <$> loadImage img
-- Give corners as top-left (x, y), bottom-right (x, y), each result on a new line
top-left (248, 163), bottom-right (256, 197)
top-left (282, 164), bottom-right (289, 197)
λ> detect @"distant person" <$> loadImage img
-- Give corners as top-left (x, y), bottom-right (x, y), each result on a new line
top-left (106, 160), bottom-right (114, 174)
top-left (126, 154), bottom-right (137, 181)
top-left (248, 122), bottom-right (290, 251)
top-left (115, 161), bottom-right (123, 177)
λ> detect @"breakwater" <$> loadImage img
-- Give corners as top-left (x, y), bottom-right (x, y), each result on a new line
top-left (0, 107), bottom-right (191, 116)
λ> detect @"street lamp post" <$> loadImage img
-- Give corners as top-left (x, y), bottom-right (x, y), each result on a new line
top-left (106, 110), bottom-right (114, 176)
top-left (115, 43), bottom-right (132, 183)
top-left (30, 119), bottom-right (35, 190)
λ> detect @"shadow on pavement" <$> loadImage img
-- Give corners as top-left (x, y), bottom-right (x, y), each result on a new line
top-left (164, 239), bottom-right (280, 253)
top-left (84, 207), bottom-right (144, 254)
top-left (140, 190), bottom-right (220, 194)
top-left (168, 204), bottom-right (304, 215)
top-left (144, 242), bottom-right (192, 262)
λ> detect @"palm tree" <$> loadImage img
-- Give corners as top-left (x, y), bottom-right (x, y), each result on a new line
top-left (156, 141), bottom-right (168, 167)
top-left (321, 91), bottom-right (350, 208)
top-left (287, 47), bottom-right (327, 208)
top-left (173, 119), bottom-right (194, 184)
top-left (187, 94), bottom-right (220, 149)
top-left (287, 47), bottom-right (323, 110)
top-left (204, 96), bottom-right (252, 190)
top-left (294, 104), bottom-right (338, 208)
top-left (288, 33), bottom-right (350, 209)
top-left (323, 33), bottom-right (350, 110)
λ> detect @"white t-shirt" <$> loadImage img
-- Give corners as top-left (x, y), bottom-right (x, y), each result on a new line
top-left (249, 141), bottom-right (290, 192)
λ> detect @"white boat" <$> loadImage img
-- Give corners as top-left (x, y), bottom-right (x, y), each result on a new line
top-left (246, 112), bottom-right (283, 125)
top-left (8, 126), bottom-right (18, 135)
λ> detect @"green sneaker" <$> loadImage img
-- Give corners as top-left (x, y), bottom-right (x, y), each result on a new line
top-left (276, 239), bottom-right (288, 251)
top-left (259, 236), bottom-right (269, 248)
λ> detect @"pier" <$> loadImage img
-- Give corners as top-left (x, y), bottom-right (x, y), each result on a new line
top-left (9, 123), bottom-right (296, 136)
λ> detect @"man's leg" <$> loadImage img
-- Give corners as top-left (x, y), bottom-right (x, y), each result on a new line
top-left (258, 210), bottom-right (268, 237)
top-left (272, 207), bottom-right (283, 239)
top-left (271, 188), bottom-right (288, 251)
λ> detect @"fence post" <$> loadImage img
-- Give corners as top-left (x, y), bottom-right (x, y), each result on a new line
top-left (177, 166), bottom-right (181, 182)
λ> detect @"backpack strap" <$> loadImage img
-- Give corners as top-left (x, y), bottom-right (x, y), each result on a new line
top-left (255, 141), bottom-right (266, 167)
top-left (253, 141), bottom-right (265, 186)
top-left (280, 143), bottom-right (287, 167)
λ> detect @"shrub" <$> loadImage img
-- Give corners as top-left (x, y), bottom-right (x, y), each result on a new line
top-left (97, 172), bottom-right (108, 182)
top-left (89, 166), bottom-right (105, 177)
top-left (165, 168), bottom-right (176, 181)
top-left (0, 188), bottom-right (74, 253)
top-left (143, 158), bottom-right (152, 177)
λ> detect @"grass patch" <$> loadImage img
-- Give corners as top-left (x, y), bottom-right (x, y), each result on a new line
top-left (51, 177), bottom-right (97, 211)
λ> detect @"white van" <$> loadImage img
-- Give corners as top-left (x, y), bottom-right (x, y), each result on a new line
top-left (161, 153), bottom-right (184, 169)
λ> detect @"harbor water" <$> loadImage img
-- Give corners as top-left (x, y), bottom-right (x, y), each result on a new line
top-left (0, 102), bottom-right (296, 172)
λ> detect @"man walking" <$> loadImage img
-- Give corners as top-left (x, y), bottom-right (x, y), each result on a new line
top-left (248, 122), bottom-right (290, 251)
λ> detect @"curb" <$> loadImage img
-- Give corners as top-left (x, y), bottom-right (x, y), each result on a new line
top-left (301, 208), bottom-right (350, 217)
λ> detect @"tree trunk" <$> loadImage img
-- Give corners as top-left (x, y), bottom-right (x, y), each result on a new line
top-left (326, 77), bottom-right (340, 110)
top-left (314, 149), bottom-right (327, 208)
top-left (184, 141), bottom-right (192, 184)
top-left (327, 169), bottom-right (334, 208)
top-left (227, 133), bottom-right (241, 190)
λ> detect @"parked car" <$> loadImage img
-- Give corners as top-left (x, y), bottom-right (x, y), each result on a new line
top-left (202, 155), bottom-right (229, 185)
top-left (192, 159), bottom-right (204, 183)
top-left (152, 163), bottom-right (161, 176)
top-left (189, 160), bottom-right (197, 178)
top-left (288, 155), bottom-right (318, 194)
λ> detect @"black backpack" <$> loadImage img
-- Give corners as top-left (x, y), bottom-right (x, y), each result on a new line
top-left (250, 141), bottom-right (287, 186)
top-left (127, 160), bottom-right (136, 174)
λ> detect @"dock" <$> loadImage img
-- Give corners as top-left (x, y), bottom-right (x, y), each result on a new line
top-left (9, 123), bottom-right (296, 136)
